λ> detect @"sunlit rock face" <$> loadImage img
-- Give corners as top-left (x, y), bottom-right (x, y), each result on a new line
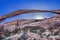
top-left (2, 15), bottom-right (60, 30)
top-left (1, 15), bottom-right (60, 40)
top-left (3, 21), bottom-right (17, 32)
top-left (17, 15), bottom-right (60, 29)
top-left (18, 20), bottom-right (37, 29)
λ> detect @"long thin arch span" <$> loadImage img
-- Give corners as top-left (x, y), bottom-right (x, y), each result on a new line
top-left (0, 9), bottom-right (60, 22)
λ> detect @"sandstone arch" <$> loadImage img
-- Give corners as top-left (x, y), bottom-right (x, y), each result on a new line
top-left (0, 9), bottom-right (60, 40)
top-left (0, 9), bottom-right (60, 22)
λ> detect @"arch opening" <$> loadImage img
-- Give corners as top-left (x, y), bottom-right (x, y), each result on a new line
top-left (1, 12), bottom-right (56, 24)
top-left (0, 9), bottom-right (60, 23)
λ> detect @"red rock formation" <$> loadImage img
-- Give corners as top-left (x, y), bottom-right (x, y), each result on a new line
top-left (2, 15), bottom-right (60, 30)
top-left (0, 9), bottom-right (60, 22)
top-left (0, 9), bottom-right (60, 32)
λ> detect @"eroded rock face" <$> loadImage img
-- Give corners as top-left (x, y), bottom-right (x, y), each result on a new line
top-left (0, 15), bottom-right (60, 40)
top-left (1, 10), bottom-right (60, 40)
top-left (0, 15), bottom-right (59, 31)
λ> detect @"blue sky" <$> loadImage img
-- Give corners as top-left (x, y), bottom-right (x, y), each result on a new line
top-left (0, 0), bottom-right (60, 23)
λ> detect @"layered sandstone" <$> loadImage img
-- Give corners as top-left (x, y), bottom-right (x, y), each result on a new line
top-left (0, 15), bottom-right (60, 32)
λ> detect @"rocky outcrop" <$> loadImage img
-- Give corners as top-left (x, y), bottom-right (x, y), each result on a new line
top-left (0, 9), bottom-right (60, 40)
top-left (0, 9), bottom-right (60, 34)
top-left (0, 15), bottom-right (59, 32)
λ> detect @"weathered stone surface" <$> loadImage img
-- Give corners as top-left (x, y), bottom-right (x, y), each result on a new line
top-left (0, 15), bottom-right (59, 32)
top-left (1, 9), bottom-right (60, 40)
